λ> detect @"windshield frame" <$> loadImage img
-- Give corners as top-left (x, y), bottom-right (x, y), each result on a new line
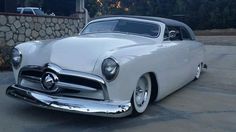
top-left (80, 19), bottom-right (161, 38)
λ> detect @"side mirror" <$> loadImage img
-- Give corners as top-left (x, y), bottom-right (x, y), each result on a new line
top-left (169, 30), bottom-right (177, 39)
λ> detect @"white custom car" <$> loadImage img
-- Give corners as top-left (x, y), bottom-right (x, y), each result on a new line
top-left (7, 16), bottom-right (207, 117)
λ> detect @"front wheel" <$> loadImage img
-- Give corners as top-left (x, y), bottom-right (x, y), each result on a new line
top-left (131, 74), bottom-right (152, 116)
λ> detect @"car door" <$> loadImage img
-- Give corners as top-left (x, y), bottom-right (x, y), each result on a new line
top-left (161, 26), bottom-right (191, 94)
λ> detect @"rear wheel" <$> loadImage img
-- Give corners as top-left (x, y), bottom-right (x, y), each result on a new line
top-left (194, 63), bottom-right (202, 80)
top-left (131, 74), bottom-right (151, 116)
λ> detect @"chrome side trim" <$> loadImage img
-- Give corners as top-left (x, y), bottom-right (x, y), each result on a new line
top-left (6, 85), bottom-right (132, 118)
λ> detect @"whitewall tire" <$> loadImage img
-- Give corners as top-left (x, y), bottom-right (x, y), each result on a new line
top-left (131, 74), bottom-right (152, 115)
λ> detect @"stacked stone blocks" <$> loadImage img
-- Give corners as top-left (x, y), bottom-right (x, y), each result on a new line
top-left (0, 13), bottom-right (85, 70)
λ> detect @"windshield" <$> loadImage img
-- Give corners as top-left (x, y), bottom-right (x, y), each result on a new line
top-left (81, 19), bottom-right (160, 38)
top-left (33, 9), bottom-right (45, 16)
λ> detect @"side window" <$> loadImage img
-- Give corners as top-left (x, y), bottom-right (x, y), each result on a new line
top-left (164, 27), bottom-right (170, 41)
top-left (181, 27), bottom-right (192, 40)
top-left (23, 9), bottom-right (34, 15)
top-left (168, 26), bottom-right (182, 41)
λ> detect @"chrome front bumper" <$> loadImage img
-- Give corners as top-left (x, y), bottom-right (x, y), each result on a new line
top-left (6, 85), bottom-right (132, 118)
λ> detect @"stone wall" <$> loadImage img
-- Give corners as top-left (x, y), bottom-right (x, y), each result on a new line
top-left (0, 13), bottom-right (85, 70)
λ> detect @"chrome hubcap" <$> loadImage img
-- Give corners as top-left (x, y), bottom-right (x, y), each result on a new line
top-left (196, 64), bottom-right (202, 79)
top-left (135, 77), bottom-right (149, 107)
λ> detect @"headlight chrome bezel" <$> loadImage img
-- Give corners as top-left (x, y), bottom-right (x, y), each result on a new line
top-left (11, 48), bottom-right (22, 68)
top-left (101, 57), bottom-right (119, 81)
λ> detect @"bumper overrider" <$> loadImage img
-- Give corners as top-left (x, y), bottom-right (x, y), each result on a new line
top-left (6, 85), bottom-right (132, 117)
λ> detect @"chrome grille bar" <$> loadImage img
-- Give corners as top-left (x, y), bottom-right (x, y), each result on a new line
top-left (21, 75), bottom-right (41, 83)
top-left (57, 82), bottom-right (97, 92)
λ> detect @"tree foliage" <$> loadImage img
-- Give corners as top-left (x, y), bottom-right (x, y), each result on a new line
top-left (87, 0), bottom-right (236, 30)
top-left (16, 0), bottom-right (236, 30)
top-left (17, 0), bottom-right (43, 7)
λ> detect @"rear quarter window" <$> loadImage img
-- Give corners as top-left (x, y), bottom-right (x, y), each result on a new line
top-left (181, 27), bottom-right (192, 40)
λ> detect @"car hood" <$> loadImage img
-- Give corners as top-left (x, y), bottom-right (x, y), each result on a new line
top-left (36, 33), bottom-right (156, 73)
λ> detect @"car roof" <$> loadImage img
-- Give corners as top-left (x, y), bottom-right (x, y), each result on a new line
top-left (93, 15), bottom-right (196, 39)
top-left (94, 15), bottom-right (184, 26)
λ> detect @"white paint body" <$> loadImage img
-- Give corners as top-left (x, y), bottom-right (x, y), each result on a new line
top-left (13, 17), bottom-right (205, 103)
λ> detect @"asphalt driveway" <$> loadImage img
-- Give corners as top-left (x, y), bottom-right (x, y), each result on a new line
top-left (0, 44), bottom-right (236, 132)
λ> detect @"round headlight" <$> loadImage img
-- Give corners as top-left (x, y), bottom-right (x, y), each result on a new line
top-left (11, 48), bottom-right (22, 68)
top-left (102, 58), bottom-right (119, 81)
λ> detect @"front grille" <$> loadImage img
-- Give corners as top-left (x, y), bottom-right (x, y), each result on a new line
top-left (18, 64), bottom-right (108, 100)
top-left (19, 66), bottom-right (104, 91)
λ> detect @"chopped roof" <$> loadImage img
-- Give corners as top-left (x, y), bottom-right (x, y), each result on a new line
top-left (94, 15), bottom-right (184, 27)
top-left (93, 15), bottom-right (196, 39)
